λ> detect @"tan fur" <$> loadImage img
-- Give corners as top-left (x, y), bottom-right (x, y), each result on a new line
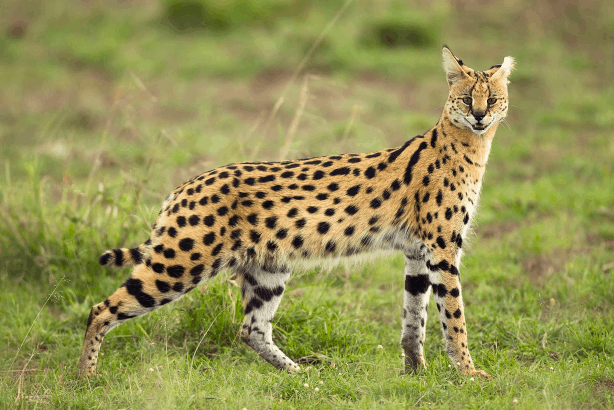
top-left (79, 46), bottom-right (514, 378)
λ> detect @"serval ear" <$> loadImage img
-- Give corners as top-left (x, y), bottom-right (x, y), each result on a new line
top-left (490, 56), bottom-right (515, 84)
top-left (442, 46), bottom-right (469, 86)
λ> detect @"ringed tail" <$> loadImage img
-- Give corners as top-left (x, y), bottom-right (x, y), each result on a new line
top-left (98, 244), bottom-right (147, 267)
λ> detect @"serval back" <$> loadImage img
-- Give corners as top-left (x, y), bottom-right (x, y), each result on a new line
top-left (79, 46), bottom-right (514, 378)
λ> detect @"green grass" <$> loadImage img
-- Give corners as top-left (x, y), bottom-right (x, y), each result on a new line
top-left (1, 0), bottom-right (614, 408)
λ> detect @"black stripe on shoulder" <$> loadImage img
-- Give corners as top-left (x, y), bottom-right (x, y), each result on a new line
top-left (388, 135), bottom-right (422, 164)
top-left (403, 141), bottom-right (429, 185)
top-left (430, 128), bottom-right (438, 148)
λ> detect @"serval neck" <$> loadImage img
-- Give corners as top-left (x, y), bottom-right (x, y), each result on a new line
top-left (431, 112), bottom-right (499, 171)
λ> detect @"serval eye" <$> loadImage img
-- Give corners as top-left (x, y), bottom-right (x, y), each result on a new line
top-left (462, 97), bottom-right (472, 105)
top-left (487, 98), bottom-right (497, 105)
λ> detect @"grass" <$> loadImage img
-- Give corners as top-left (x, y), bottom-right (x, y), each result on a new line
top-left (1, 0), bottom-right (613, 408)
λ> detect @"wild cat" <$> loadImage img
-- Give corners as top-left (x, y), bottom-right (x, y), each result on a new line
top-left (80, 46), bottom-right (514, 378)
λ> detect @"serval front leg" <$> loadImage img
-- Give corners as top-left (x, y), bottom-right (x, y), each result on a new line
top-left (401, 248), bottom-right (432, 373)
top-left (428, 248), bottom-right (490, 378)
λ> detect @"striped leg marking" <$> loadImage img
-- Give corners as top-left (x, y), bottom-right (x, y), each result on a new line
top-left (238, 265), bottom-right (298, 371)
top-left (401, 252), bottom-right (431, 372)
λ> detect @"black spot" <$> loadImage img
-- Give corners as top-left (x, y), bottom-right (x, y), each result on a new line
top-left (366, 152), bottom-right (381, 158)
top-left (205, 177), bottom-right (216, 186)
top-left (297, 173), bottom-right (308, 180)
top-left (292, 235), bottom-right (304, 248)
top-left (188, 215), bottom-right (200, 226)
top-left (432, 283), bottom-right (448, 297)
top-left (405, 275), bottom-right (430, 296)
top-left (348, 157), bottom-right (361, 163)
top-left (312, 170), bottom-right (325, 180)
top-left (276, 229), bottom-right (288, 239)
top-left (199, 196), bottom-right (209, 206)
top-left (156, 280), bottom-right (171, 293)
top-left (281, 171), bottom-right (294, 178)
top-left (271, 185), bottom-right (283, 192)
top-left (262, 200), bottom-right (275, 210)
top-left (203, 215), bottom-right (215, 227)
top-left (230, 229), bottom-right (242, 240)
top-left (422, 192), bottom-right (430, 203)
top-left (347, 185), bottom-right (361, 196)
top-left (168, 227), bottom-right (178, 238)
top-left (302, 184), bottom-right (316, 191)
top-left (295, 219), bottom-right (306, 228)
top-left (250, 230), bottom-right (261, 244)
top-left (370, 198), bottom-right (382, 209)
top-left (317, 222), bottom-right (330, 234)
top-left (390, 179), bottom-right (401, 191)
top-left (327, 183), bottom-right (339, 191)
top-left (217, 206), bottom-right (229, 216)
top-left (450, 288), bottom-right (460, 297)
top-left (422, 175), bottom-right (430, 186)
top-left (255, 191), bottom-right (267, 199)
top-left (436, 190), bottom-right (443, 206)
top-left (220, 184), bottom-right (230, 195)
top-left (321, 161), bottom-right (333, 167)
top-left (287, 208), bottom-right (298, 218)
top-left (211, 194), bottom-right (221, 204)
top-left (211, 258), bottom-right (222, 272)
top-left (163, 248), bottom-right (176, 259)
top-left (190, 252), bottom-right (201, 261)
top-left (330, 167), bottom-right (350, 176)
top-left (258, 175), bottom-right (276, 183)
top-left (316, 193), bottom-right (328, 201)
top-left (463, 214), bottom-right (470, 224)
top-left (365, 167), bottom-right (376, 179)
top-left (244, 298), bottom-right (264, 314)
top-left (152, 263), bottom-right (165, 273)
top-left (247, 214), bottom-right (260, 226)
top-left (266, 241), bottom-right (277, 251)
top-left (203, 232), bottom-right (216, 246)
top-left (377, 162), bottom-right (387, 171)
top-left (228, 215), bottom-right (241, 227)
top-left (325, 208), bottom-right (335, 216)
top-left (123, 278), bottom-right (155, 308)
top-left (445, 208), bottom-right (453, 220)
top-left (453, 308), bottom-right (462, 319)
top-left (167, 265), bottom-right (185, 278)
top-left (430, 128), bottom-right (438, 148)
top-left (307, 206), bottom-right (318, 214)
top-left (368, 216), bottom-right (380, 225)
top-left (345, 205), bottom-right (359, 215)
top-left (325, 241), bottom-right (337, 253)
top-left (265, 216), bottom-right (278, 229)
top-left (344, 226), bottom-right (355, 236)
top-left (211, 243), bottom-right (223, 256)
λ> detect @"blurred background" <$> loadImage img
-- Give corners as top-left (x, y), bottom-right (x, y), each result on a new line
top-left (1, 0), bottom-right (613, 407)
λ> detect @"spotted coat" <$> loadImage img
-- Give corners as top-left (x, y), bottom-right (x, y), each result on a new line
top-left (79, 46), bottom-right (514, 378)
